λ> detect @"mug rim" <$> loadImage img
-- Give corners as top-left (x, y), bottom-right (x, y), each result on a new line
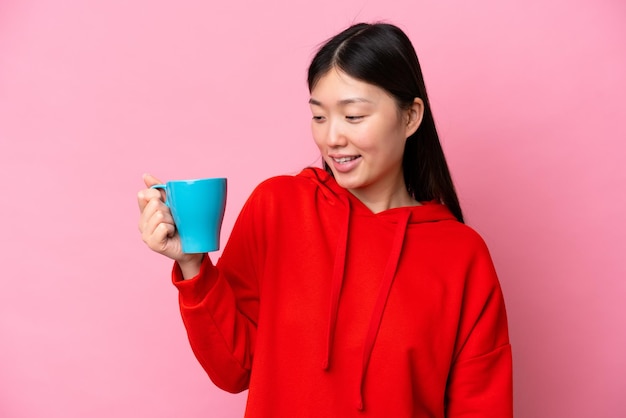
top-left (166, 177), bottom-right (227, 185)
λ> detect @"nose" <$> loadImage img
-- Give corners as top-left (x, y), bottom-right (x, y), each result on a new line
top-left (327, 119), bottom-right (347, 148)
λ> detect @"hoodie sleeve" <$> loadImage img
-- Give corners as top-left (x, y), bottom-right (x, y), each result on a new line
top-left (171, 182), bottom-right (268, 394)
top-left (445, 237), bottom-right (513, 418)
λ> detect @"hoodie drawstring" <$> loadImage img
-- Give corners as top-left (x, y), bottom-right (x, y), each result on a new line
top-left (356, 210), bottom-right (411, 410)
top-left (323, 196), bottom-right (351, 370)
top-left (321, 195), bottom-right (412, 411)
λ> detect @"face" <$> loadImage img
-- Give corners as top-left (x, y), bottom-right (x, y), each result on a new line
top-left (309, 68), bottom-right (423, 204)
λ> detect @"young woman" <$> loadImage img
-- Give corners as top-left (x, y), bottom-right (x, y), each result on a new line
top-left (138, 22), bottom-right (512, 417)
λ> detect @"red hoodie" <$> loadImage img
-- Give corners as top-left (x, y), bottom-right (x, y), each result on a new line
top-left (172, 167), bottom-right (512, 417)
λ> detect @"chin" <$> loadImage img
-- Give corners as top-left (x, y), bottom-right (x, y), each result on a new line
top-left (327, 164), bottom-right (371, 191)
top-left (334, 175), bottom-right (366, 191)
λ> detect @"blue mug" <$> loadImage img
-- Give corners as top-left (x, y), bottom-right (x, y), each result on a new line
top-left (151, 177), bottom-right (227, 253)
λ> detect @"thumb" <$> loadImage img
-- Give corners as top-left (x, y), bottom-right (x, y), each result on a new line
top-left (142, 173), bottom-right (167, 202)
top-left (143, 173), bottom-right (164, 188)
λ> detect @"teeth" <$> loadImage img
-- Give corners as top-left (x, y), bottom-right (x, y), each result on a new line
top-left (334, 156), bottom-right (358, 163)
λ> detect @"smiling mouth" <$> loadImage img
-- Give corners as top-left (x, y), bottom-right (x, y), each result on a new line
top-left (333, 156), bottom-right (360, 163)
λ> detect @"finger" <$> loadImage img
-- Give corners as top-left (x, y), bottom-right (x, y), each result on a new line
top-left (156, 222), bottom-right (177, 242)
top-left (143, 173), bottom-right (164, 188)
top-left (144, 222), bottom-right (175, 251)
top-left (143, 215), bottom-right (177, 253)
top-left (144, 173), bottom-right (167, 202)
top-left (139, 198), bottom-right (172, 233)
top-left (137, 188), bottom-right (165, 212)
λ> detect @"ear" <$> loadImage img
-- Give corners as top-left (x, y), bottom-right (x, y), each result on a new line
top-left (404, 98), bottom-right (424, 138)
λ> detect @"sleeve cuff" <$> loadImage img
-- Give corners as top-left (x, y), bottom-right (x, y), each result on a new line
top-left (171, 256), bottom-right (219, 307)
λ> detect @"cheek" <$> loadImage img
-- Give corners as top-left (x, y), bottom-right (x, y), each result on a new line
top-left (355, 123), bottom-right (397, 152)
top-left (311, 123), bottom-right (326, 149)
top-left (367, 125), bottom-right (407, 159)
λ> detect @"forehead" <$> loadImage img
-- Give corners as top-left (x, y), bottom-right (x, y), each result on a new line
top-left (310, 69), bottom-right (387, 103)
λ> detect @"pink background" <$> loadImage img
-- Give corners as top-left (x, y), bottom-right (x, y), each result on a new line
top-left (1, 0), bottom-right (625, 417)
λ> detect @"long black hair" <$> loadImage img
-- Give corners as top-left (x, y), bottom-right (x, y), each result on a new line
top-left (307, 23), bottom-right (464, 223)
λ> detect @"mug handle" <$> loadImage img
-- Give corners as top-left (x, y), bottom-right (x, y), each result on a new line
top-left (150, 184), bottom-right (169, 206)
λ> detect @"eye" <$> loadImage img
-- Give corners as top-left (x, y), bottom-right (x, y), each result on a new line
top-left (346, 115), bottom-right (364, 122)
top-left (312, 116), bottom-right (326, 123)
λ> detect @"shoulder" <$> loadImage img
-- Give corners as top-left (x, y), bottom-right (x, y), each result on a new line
top-left (249, 167), bottom-right (331, 201)
top-left (420, 215), bottom-right (491, 254)
top-left (418, 219), bottom-right (497, 279)
top-left (448, 223), bottom-right (500, 288)
top-left (448, 222), bottom-right (491, 254)
top-left (235, 169), bottom-right (337, 232)
top-left (241, 168), bottom-right (329, 215)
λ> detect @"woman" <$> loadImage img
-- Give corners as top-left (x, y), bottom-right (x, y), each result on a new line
top-left (138, 22), bottom-right (512, 417)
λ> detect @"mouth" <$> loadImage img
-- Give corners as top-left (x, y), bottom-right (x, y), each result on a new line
top-left (328, 154), bottom-right (362, 173)
top-left (332, 155), bottom-right (361, 164)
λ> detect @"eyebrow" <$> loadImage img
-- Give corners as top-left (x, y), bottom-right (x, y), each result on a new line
top-left (308, 97), bottom-right (374, 107)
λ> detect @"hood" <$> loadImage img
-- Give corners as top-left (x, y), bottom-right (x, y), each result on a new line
top-left (299, 167), bottom-right (457, 410)
top-left (300, 167), bottom-right (456, 224)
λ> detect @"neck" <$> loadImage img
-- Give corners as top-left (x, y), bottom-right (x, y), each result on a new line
top-left (348, 179), bottom-right (420, 214)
